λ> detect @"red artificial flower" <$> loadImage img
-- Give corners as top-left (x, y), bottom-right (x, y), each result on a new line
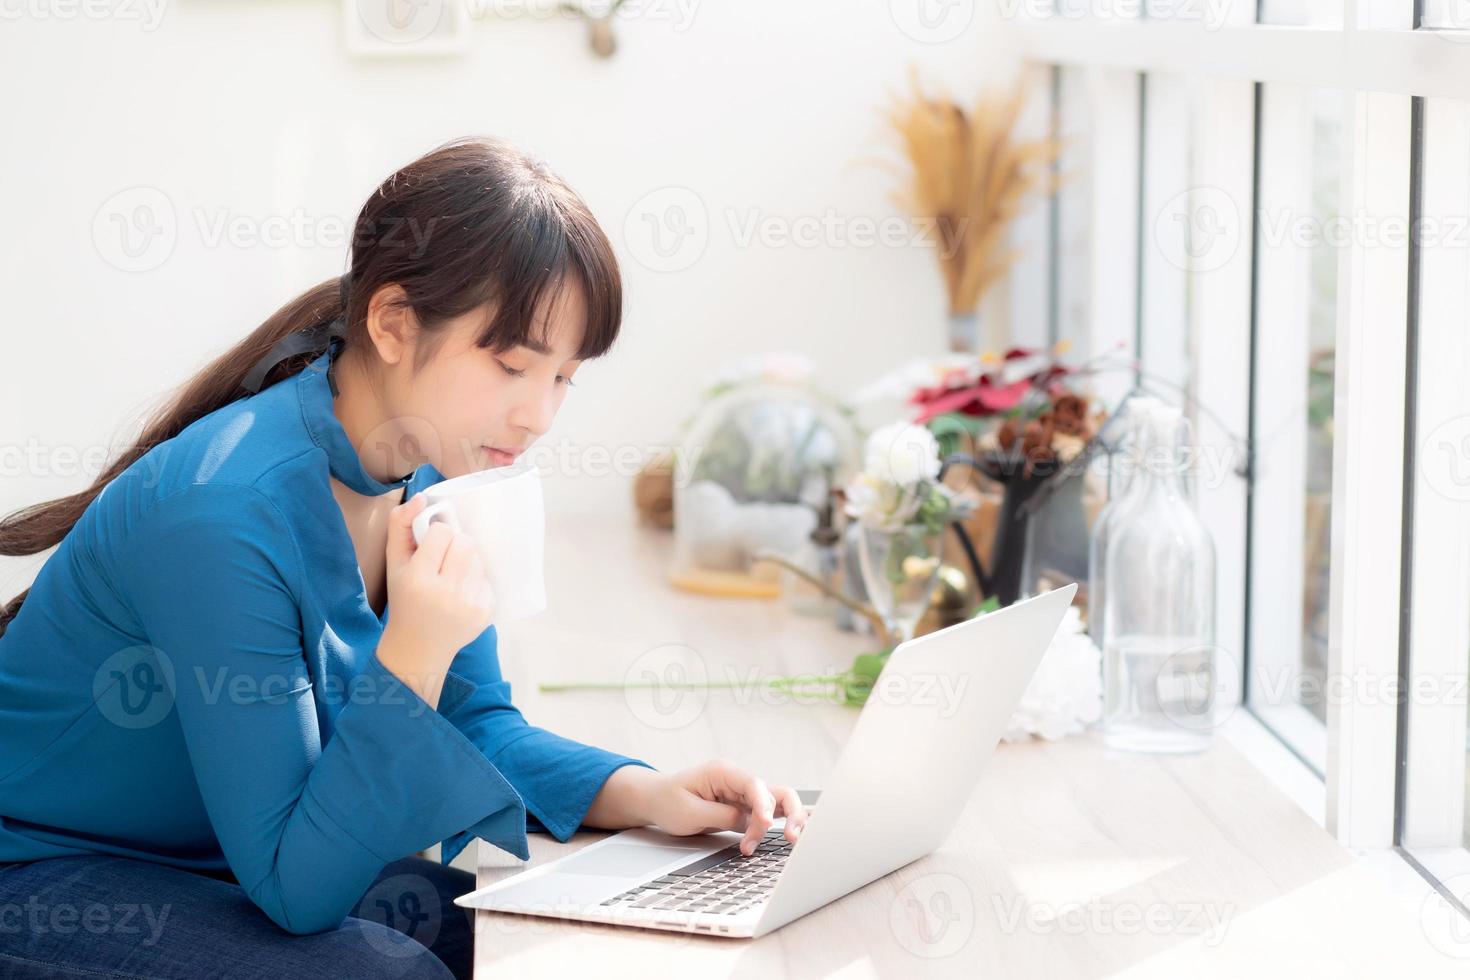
top-left (906, 346), bottom-right (1076, 424)
top-left (910, 376), bottom-right (1034, 422)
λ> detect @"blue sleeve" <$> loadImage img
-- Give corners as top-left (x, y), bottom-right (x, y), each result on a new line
top-left (433, 624), bottom-right (658, 867)
top-left (121, 483), bottom-right (530, 935)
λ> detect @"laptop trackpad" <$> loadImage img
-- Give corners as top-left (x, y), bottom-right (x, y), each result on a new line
top-left (482, 844), bottom-right (711, 911)
top-left (555, 843), bottom-right (707, 876)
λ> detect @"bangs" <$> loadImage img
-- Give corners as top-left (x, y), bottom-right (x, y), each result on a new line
top-left (473, 191), bottom-right (622, 363)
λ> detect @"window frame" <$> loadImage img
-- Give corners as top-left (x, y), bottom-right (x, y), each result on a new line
top-left (1007, 0), bottom-right (1443, 866)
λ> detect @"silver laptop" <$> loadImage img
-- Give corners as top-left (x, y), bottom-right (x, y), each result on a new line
top-left (454, 582), bottom-right (1078, 938)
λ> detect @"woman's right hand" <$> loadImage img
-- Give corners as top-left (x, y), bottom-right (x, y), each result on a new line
top-left (376, 494), bottom-right (498, 699)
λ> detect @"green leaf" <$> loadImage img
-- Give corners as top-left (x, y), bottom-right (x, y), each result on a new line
top-left (840, 648), bottom-right (893, 706)
top-left (971, 595), bottom-right (1001, 617)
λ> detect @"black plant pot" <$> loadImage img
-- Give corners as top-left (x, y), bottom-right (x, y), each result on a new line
top-left (941, 450), bottom-right (1063, 609)
top-left (988, 472), bottom-right (1050, 607)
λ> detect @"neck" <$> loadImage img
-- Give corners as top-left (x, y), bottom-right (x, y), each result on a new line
top-left (330, 346), bottom-right (414, 489)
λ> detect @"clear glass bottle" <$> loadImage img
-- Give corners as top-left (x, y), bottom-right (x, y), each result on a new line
top-left (1100, 401), bottom-right (1218, 753)
top-left (1085, 395), bottom-right (1158, 644)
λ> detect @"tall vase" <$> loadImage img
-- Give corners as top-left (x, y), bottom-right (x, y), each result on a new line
top-left (856, 523), bottom-right (945, 646)
top-left (1019, 470), bottom-right (1089, 600)
top-left (988, 471), bottom-right (1048, 607)
top-left (947, 310), bottom-right (978, 353)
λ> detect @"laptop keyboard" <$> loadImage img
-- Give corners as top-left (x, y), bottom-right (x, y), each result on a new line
top-left (597, 828), bottom-right (794, 916)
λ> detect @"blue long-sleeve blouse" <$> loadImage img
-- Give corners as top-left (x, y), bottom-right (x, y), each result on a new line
top-left (0, 347), bottom-right (655, 934)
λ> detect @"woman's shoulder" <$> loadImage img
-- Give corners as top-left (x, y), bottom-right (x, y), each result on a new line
top-left (115, 377), bottom-right (321, 511)
top-left (84, 378), bottom-right (324, 573)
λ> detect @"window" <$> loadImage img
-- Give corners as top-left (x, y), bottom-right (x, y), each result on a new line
top-left (1247, 83), bottom-right (1344, 771)
top-left (1053, 66), bottom-right (1096, 362)
top-left (1402, 94), bottom-right (1470, 899)
top-left (1014, 0), bottom-right (1466, 907)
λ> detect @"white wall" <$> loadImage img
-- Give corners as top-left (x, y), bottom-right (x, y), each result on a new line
top-left (0, 1), bottom-right (1019, 595)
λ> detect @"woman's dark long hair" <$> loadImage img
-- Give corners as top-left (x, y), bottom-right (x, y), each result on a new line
top-left (0, 136), bottom-right (623, 638)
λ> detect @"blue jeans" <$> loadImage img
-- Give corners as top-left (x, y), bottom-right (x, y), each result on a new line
top-left (0, 854), bottom-right (476, 979)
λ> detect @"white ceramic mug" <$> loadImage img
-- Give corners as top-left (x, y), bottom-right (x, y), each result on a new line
top-left (409, 463), bottom-right (547, 625)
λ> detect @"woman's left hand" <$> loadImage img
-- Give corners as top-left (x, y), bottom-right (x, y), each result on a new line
top-left (640, 759), bottom-right (811, 856)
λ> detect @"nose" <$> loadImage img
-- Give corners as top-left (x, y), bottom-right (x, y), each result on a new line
top-left (507, 382), bottom-right (557, 440)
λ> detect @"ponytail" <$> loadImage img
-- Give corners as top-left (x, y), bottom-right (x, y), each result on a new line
top-left (0, 275), bottom-right (345, 637)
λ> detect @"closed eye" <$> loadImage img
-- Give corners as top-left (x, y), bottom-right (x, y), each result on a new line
top-left (496, 357), bottom-right (576, 387)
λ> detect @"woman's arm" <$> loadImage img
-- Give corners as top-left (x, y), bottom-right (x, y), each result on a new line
top-left (431, 625), bottom-right (658, 863)
top-left (439, 631), bottom-right (811, 860)
top-left (581, 761), bottom-right (663, 829)
top-left (123, 483), bottom-right (532, 934)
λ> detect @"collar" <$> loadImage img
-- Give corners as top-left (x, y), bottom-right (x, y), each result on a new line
top-left (297, 347), bottom-right (418, 497)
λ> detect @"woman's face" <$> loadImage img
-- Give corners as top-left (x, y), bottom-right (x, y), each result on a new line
top-left (361, 281), bottom-right (587, 482)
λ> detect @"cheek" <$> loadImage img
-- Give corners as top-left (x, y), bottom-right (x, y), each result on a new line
top-left (444, 379), bottom-right (512, 439)
top-left (415, 373), bottom-right (508, 474)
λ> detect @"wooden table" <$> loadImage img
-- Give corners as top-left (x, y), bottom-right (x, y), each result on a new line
top-left (472, 493), bottom-right (1466, 978)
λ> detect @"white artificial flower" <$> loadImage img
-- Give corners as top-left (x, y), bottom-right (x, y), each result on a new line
top-left (841, 472), bottom-right (925, 530)
top-left (1053, 432), bottom-right (1086, 464)
top-left (862, 422), bottom-right (941, 487)
top-left (1001, 604), bottom-right (1103, 743)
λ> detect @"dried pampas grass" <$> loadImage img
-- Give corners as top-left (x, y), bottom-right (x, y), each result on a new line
top-left (883, 68), bottom-right (1063, 315)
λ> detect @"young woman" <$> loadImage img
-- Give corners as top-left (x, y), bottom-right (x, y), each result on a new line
top-left (0, 137), bottom-right (808, 979)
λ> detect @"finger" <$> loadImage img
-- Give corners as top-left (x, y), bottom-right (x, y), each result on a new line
top-left (410, 520), bottom-right (456, 574)
top-left (385, 494), bottom-right (428, 568)
top-left (685, 796), bottom-right (745, 836)
top-left (770, 786), bottom-right (807, 842)
top-left (439, 532), bottom-right (479, 583)
top-left (734, 773), bottom-right (776, 856)
top-left (703, 761), bottom-right (776, 855)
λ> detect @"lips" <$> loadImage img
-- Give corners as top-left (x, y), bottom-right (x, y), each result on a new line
top-left (483, 446), bottom-right (521, 465)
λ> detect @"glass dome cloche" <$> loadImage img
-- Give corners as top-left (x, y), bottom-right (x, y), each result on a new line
top-left (670, 352), bottom-right (862, 598)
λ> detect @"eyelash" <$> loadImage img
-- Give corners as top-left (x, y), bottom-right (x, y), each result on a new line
top-left (496, 358), bottom-right (575, 387)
